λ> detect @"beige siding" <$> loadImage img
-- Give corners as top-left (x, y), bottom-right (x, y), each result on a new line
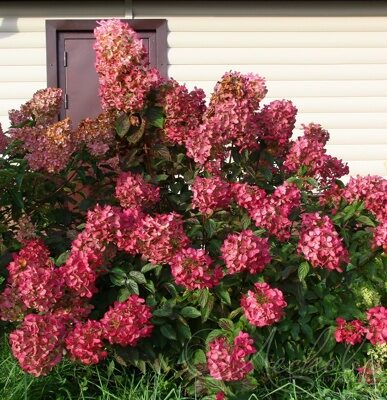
top-left (0, 0), bottom-right (386, 178)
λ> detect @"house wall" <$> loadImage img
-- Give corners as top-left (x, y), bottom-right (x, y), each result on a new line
top-left (0, 0), bottom-right (386, 177)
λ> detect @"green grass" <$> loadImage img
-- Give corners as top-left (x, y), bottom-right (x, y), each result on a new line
top-left (1, 334), bottom-right (386, 400)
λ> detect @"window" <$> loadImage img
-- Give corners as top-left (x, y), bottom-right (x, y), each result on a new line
top-left (46, 19), bottom-right (167, 126)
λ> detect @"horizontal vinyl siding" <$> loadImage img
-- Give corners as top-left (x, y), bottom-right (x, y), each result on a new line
top-left (0, 0), bottom-right (386, 178)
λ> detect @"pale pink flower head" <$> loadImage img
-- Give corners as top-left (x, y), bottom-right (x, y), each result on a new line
top-left (13, 118), bottom-right (76, 173)
top-left (170, 247), bottom-right (223, 290)
top-left (221, 230), bottom-right (271, 275)
top-left (241, 282), bottom-right (287, 327)
top-left (191, 176), bottom-right (232, 215)
top-left (366, 306), bottom-right (387, 345)
top-left (65, 320), bottom-right (107, 365)
top-left (94, 19), bottom-right (162, 112)
top-left (115, 171), bottom-right (160, 209)
top-left (334, 318), bottom-right (366, 345)
top-left (136, 212), bottom-right (190, 264)
top-left (206, 331), bottom-right (256, 381)
top-left (100, 295), bottom-right (153, 346)
top-left (297, 212), bottom-right (349, 272)
top-left (21, 88), bottom-right (62, 124)
top-left (9, 313), bottom-right (68, 377)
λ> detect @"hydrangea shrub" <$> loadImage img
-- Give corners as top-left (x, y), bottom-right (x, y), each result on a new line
top-left (0, 19), bottom-right (386, 398)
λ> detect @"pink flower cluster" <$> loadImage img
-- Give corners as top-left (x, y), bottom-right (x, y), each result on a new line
top-left (170, 247), bottom-right (223, 290)
top-left (74, 111), bottom-right (115, 157)
top-left (234, 182), bottom-right (300, 241)
top-left (372, 221), bottom-right (387, 252)
top-left (207, 331), bottom-right (256, 381)
top-left (297, 212), bottom-right (349, 272)
top-left (115, 171), bottom-right (160, 209)
top-left (284, 123), bottom-right (349, 185)
top-left (334, 306), bottom-right (387, 347)
top-left (94, 19), bottom-right (162, 112)
top-left (22, 88), bottom-right (63, 124)
top-left (9, 88), bottom-right (62, 126)
top-left (186, 72), bottom-right (267, 167)
top-left (9, 313), bottom-right (68, 377)
top-left (65, 320), bottom-right (107, 365)
top-left (136, 212), bottom-right (190, 264)
top-left (61, 204), bottom-right (120, 297)
top-left (241, 282), bottom-right (287, 327)
top-left (0, 123), bottom-right (8, 153)
top-left (221, 230), bottom-right (271, 274)
top-left (0, 239), bottom-right (63, 314)
top-left (163, 78), bottom-right (206, 145)
top-left (343, 175), bottom-right (387, 221)
top-left (334, 318), bottom-right (366, 345)
top-left (100, 295), bottom-right (153, 346)
top-left (191, 176), bottom-right (231, 215)
top-left (258, 99), bottom-right (297, 154)
top-left (10, 118), bottom-right (76, 173)
top-left (366, 306), bottom-right (387, 345)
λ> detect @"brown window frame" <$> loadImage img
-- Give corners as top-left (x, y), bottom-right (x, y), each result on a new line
top-left (46, 18), bottom-right (168, 92)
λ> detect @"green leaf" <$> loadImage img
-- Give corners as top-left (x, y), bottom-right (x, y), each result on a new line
top-left (160, 324), bottom-right (177, 340)
top-left (216, 286), bottom-right (231, 305)
top-left (176, 322), bottom-right (192, 340)
top-left (193, 349), bottom-right (206, 365)
top-left (126, 278), bottom-right (139, 295)
top-left (153, 307), bottom-right (174, 317)
top-left (141, 263), bottom-right (160, 273)
top-left (155, 174), bottom-right (169, 182)
top-left (115, 113), bottom-right (131, 138)
top-left (55, 250), bottom-right (70, 266)
top-left (128, 271), bottom-right (147, 284)
top-left (180, 306), bottom-right (201, 319)
top-left (110, 274), bottom-right (126, 286)
top-left (218, 318), bottom-right (234, 331)
top-left (356, 215), bottom-right (376, 227)
top-left (205, 329), bottom-right (224, 345)
top-left (146, 106), bottom-right (165, 128)
top-left (204, 219), bottom-right (217, 238)
top-left (118, 287), bottom-right (131, 302)
top-left (202, 294), bottom-right (215, 322)
top-left (298, 261), bottom-right (310, 282)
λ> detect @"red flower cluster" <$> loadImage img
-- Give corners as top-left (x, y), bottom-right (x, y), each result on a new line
top-left (94, 19), bottom-right (162, 112)
top-left (334, 318), bottom-right (366, 345)
top-left (236, 182), bottom-right (300, 241)
top-left (284, 123), bottom-right (349, 185)
top-left (241, 282), bottom-right (287, 327)
top-left (258, 99), bottom-right (297, 154)
top-left (366, 306), bottom-right (387, 345)
top-left (65, 320), bottom-right (107, 365)
top-left (298, 212), bottom-right (349, 272)
top-left (115, 171), bottom-right (160, 209)
top-left (221, 230), bottom-right (271, 274)
top-left (163, 78), bottom-right (206, 145)
top-left (9, 313), bottom-right (68, 377)
top-left (100, 295), bottom-right (153, 346)
top-left (170, 247), bottom-right (223, 290)
top-left (186, 72), bottom-right (267, 167)
top-left (207, 331), bottom-right (256, 381)
top-left (191, 176), bottom-right (231, 215)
